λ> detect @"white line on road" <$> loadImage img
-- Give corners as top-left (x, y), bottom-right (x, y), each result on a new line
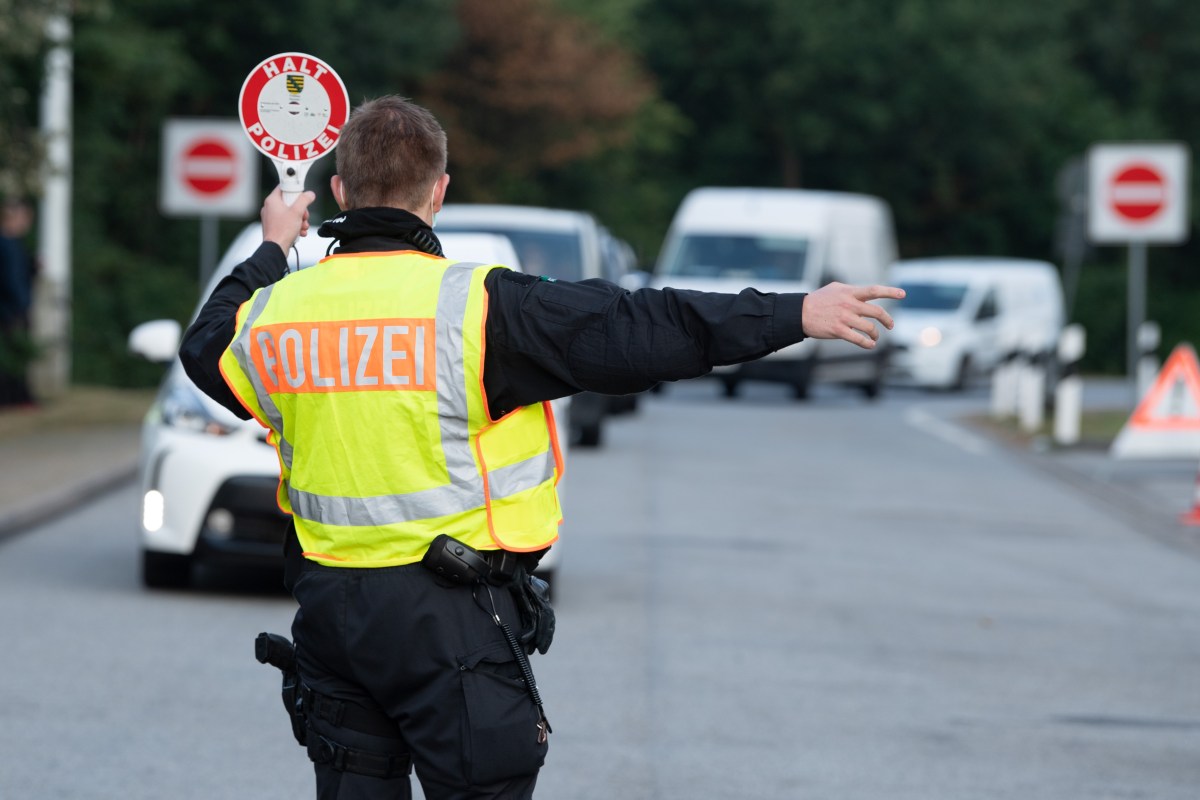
top-left (904, 407), bottom-right (995, 456)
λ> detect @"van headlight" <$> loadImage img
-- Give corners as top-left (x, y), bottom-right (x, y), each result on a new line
top-left (918, 326), bottom-right (944, 347)
top-left (160, 380), bottom-right (235, 435)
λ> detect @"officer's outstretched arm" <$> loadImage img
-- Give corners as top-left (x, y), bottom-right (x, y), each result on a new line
top-left (801, 282), bottom-right (906, 349)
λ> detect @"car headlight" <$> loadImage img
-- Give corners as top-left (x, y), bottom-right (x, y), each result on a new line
top-left (918, 326), bottom-right (944, 347)
top-left (160, 380), bottom-right (235, 435)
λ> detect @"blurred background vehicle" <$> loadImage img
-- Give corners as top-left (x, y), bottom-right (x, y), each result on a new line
top-left (437, 203), bottom-right (643, 445)
top-left (650, 187), bottom-right (898, 400)
top-left (886, 257), bottom-right (1066, 391)
top-left (439, 231), bottom-right (522, 270)
top-left (127, 224), bottom-right (565, 588)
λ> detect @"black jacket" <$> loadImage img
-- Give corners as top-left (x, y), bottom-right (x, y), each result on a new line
top-left (179, 208), bottom-right (809, 420)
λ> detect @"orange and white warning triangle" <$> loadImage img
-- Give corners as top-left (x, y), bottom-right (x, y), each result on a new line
top-left (1111, 342), bottom-right (1200, 458)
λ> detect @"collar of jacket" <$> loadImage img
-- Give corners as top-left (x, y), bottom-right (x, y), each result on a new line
top-left (316, 206), bottom-right (444, 257)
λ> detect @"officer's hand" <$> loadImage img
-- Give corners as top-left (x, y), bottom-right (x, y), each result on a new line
top-left (261, 187), bottom-right (317, 254)
top-left (801, 282), bottom-right (906, 349)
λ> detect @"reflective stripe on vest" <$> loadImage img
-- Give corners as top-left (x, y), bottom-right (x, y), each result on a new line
top-left (228, 285), bottom-right (293, 469)
top-left (220, 255), bottom-right (561, 564)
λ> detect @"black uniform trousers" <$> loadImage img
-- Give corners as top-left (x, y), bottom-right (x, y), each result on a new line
top-left (291, 559), bottom-right (547, 800)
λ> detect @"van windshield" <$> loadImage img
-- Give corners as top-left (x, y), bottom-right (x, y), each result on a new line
top-left (660, 234), bottom-right (811, 282)
top-left (435, 226), bottom-right (583, 281)
top-left (897, 282), bottom-right (969, 311)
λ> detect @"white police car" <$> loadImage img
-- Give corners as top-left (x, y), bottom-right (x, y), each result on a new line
top-left (128, 224), bottom-right (564, 588)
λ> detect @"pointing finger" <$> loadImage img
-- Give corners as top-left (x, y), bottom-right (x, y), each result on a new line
top-left (853, 284), bottom-right (906, 302)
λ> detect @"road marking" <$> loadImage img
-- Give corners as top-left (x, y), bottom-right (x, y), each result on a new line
top-left (904, 407), bottom-right (994, 456)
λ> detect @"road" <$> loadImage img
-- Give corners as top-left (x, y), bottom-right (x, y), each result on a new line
top-left (2, 379), bottom-right (1199, 799)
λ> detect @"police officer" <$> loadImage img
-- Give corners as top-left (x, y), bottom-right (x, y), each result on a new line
top-left (180, 95), bottom-right (904, 800)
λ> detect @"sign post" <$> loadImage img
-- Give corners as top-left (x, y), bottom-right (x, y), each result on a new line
top-left (1087, 142), bottom-right (1190, 393)
top-left (238, 52), bottom-right (349, 206)
top-left (160, 118), bottom-right (259, 284)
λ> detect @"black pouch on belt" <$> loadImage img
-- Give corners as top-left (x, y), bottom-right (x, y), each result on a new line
top-left (512, 569), bottom-right (556, 655)
top-left (421, 534), bottom-right (555, 653)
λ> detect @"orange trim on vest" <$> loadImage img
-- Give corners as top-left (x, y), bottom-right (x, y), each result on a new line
top-left (319, 250), bottom-right (447, 262)
top-left (544, 400), bottom-right (565, 488)
top-left (301, 550), bottom-right (347, 561)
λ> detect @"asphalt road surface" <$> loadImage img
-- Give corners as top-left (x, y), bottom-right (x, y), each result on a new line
top-left (2, 379), bottom-right (1198, 799)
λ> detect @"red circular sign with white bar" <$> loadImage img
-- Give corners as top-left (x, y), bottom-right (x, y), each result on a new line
top-left (239, 52), bottom-right (349, 163)
top-left (181, 138), bottom-right (236, 194)
top-left (1109, 163), bottom-right (1166, 222)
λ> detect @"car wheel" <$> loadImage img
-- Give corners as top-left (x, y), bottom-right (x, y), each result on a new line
top-left (790, 359), bottom-right (814, 401)
top-left (608, 394), bottom-right (639, 415)
top-left (951, 355), bottom-right (971, 392)
top-left (859, 356), bottom-right (886, 400)
top-left (577, 421), bottom-right (603, 448)
top-left (142, 550), bottom-right (193, 589)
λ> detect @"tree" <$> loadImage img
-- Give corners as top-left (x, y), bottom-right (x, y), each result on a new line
top-left (636, 0), bottom-right (1120, 260)
top-left (66, 0), bottom-right (458, 385)
top-left (417, 0), bottom-right (654, 203)
top-left (0, 0), bottom-right (58, 199)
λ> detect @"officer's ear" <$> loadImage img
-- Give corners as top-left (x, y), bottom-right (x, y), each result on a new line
top-left (331, 175), bottom-right (349, 210)
top-left (431, 173), bottom-right (450, 215)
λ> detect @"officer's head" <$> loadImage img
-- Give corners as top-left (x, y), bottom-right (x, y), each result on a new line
top-left (330, 96), bottom-right (449, 224)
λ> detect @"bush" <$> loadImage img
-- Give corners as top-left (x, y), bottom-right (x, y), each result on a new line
top-left (1071, 257), bottom-right (1200, 375)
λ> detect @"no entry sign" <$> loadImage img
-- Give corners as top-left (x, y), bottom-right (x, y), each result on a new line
top-left (160, 118), bottom-right (258, 217)
top-left (1111, 164), bottom-right (1166, 221)
top-left (1088, 143), bottom-right (1190, 243)
top-left (239, 52), bottom-right (349, 202)
top-left (182, 139), bottom-right (237, 194)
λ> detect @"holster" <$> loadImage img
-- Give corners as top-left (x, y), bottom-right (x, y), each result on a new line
top-left (254, 632), bottom-right (307, 746)
top-left (255, 632), bottom-right (412, 779)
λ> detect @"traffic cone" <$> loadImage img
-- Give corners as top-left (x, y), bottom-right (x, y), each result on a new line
top-left (1181, 461), bottom-right (1200, 526)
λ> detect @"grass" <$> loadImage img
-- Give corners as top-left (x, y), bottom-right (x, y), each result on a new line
top-left (0, 383), bottom-right (1136, 452)
top-left (0, 385), bottom-right (157, 440)
top-left (968, 408), bottom-right (1132, 450)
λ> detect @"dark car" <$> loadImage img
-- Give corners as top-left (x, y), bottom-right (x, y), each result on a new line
top-left (437, 204), bottom-right (643, 446)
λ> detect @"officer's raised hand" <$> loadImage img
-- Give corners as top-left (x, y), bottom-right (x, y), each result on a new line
top-left (261, 186), bottom-right (317, 254)
top-left (801, 282), bottom-right (906, 349)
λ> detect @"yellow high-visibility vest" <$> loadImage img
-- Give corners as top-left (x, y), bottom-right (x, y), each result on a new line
top-left (218, 250), bottom-right (563, 567)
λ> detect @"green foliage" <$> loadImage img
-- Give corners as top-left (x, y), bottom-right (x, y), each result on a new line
top-left (635, 0), bottom-right (1117, 258)
top-left (629, 0), bottom-right (1200, 360)
top-left (0, 0), bottom-right (56, 198)
top-left (0, 328), bottom-right (39, 377)
top-left (1070, 255), bottom-right (1200, 375)
top-left (63, 0), bottom-right (458, 388)
top-left (1070, 262), bottom-right (1127, 374)
top-left (6, 0), bottom-right (1200, 385)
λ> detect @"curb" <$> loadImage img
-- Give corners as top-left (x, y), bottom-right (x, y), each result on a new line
top-left (0, 461), bottom-right (138, 545)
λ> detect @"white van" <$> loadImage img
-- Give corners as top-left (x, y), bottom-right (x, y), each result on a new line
top-left (885, 257), bottom-right (1065, 390)
top-left (651, 187), bottom-right (897, 399)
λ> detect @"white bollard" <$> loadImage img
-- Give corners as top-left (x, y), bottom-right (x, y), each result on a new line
top-left (1053, 324), bottom-right (1086, 446)
top-left (991, 335), bottom-right (1021, 419)
top-left (1018, 342), bottom-right (1046, 434)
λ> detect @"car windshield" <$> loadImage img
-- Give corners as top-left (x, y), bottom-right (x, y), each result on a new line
top-left (897, 282), bottom-right (970, 310)
top-left (660, 234), bottom-right (811, 281)
top-left (436, 227), bottom-right (583, 281)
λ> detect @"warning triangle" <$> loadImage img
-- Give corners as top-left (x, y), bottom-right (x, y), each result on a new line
top-left (1111, 342), bottom-right (1200, 458)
